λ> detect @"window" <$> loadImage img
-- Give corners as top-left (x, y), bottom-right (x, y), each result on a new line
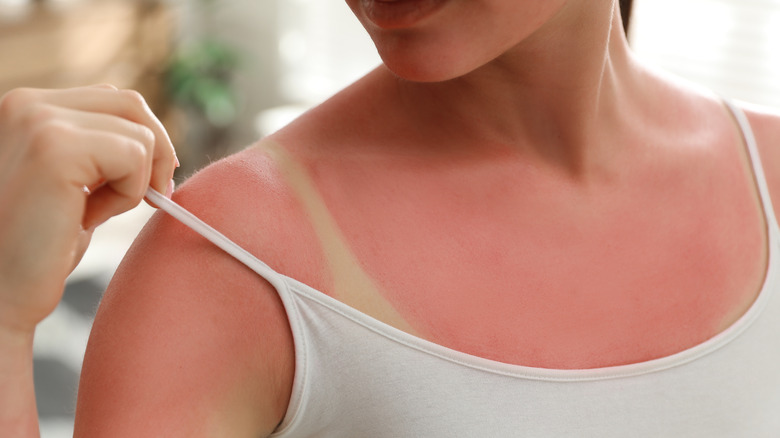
top-left (630, 0), bottom-right (780, 109)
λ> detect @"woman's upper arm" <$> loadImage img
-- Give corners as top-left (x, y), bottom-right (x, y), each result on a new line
top-left (73, 162), bottom-right (297, 437)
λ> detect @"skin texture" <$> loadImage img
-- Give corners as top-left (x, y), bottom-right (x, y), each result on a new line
top-left (0, 0), bottom-right (775, 436)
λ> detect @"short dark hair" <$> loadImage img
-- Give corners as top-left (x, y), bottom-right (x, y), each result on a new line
top-left (619, 0), bottom-right (634, 34)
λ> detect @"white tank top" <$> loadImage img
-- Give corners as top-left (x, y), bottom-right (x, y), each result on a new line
top-left (147, 101), bottom-right (780, 437)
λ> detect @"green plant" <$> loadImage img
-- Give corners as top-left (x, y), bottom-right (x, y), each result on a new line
top-left (164, 39), bottom-right (240, 127)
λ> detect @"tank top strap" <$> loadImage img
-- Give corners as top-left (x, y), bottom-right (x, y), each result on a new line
top-left (722, 99), bottom-right (780, 235)
top-left (145, 187), bottom-right (287, 289)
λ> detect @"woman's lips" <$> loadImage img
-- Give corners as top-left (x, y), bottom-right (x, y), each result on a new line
top-left (361, 0), bottom-right (447, 29)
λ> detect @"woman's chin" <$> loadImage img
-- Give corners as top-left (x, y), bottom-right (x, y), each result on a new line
top-left (378, 52), bottom-right (476, 83)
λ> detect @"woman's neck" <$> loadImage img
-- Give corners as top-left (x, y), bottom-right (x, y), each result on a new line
top-left (389, 0), bottom-right (645, 177)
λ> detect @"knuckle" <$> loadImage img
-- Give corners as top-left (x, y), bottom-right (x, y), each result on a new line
top-left (135, 123), bottom-right (156, 148)
top-left (23, 102), bottom-right (58, 127)
top-left (122, 137), bottom-right (150, 166)
top-left (16, 104), bottom-right (62, 146)
top-left (119, 89), bottom-right (148, 109)
top-left (0, 88), bottom-right (37, 118)
top-left (103, 138), bottom-right (149, 201)
top-left (26, 121), bottom-right (73, 162)
top-left (117, 89), bottom-right (155, 125)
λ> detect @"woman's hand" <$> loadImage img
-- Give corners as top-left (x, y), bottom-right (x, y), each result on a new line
top-left (0, 85), bottom-right (177, 336)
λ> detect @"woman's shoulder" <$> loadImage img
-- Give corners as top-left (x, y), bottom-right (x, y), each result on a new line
top-left (171, 144), bottom-right (329, 281)
top-left (121, 142), bottom-right (331, 317)
top-left (75, 144), bottom-right (328, 436)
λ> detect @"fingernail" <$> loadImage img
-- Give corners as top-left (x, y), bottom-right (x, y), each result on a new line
top-left (165, 179), bottom-right (175, 199)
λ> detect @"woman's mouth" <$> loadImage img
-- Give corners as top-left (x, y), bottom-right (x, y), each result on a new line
top-left (361, 0), bottom-right (447, 30)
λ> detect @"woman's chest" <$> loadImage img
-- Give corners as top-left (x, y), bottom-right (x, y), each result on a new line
top-left (311, 158), bottom-right (768, 369)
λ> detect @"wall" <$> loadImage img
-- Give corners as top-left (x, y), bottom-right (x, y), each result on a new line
top-left (169, 0), bottom-right (381, 151)
top-left (630, 0), bottom-right (780, 109)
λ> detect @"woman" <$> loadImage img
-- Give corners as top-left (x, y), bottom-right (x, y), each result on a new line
top-left (4, 0), bottom-right (780, 436)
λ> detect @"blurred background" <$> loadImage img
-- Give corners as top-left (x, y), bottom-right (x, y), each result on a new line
top-left (0, 0), bottom-right (778, 436)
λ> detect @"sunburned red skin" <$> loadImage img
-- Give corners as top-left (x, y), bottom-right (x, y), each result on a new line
top-left (267, 65), bottom-right (769, 369)
top-left (288, 125), bottom-right (767, 370)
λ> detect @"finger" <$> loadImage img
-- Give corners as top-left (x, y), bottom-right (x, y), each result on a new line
top-left (70, 226), bottom-right (95, 272)
top-left (89, 84), bottom-right (119, 91)
top-left (40, 126), bottom-right (152, 228)
top-left (24, 87), bottom-right (177, 193)
top-left (84, 182), bottom-right (142, 229)
top-left (45, 105), bottom-right (158, 190)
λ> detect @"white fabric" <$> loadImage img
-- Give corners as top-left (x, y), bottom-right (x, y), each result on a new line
top-left (148, 101), bottom-right (780, 437)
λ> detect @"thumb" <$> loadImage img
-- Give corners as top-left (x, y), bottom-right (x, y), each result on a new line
top-left (70, 226), bottom-right (96, 273)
